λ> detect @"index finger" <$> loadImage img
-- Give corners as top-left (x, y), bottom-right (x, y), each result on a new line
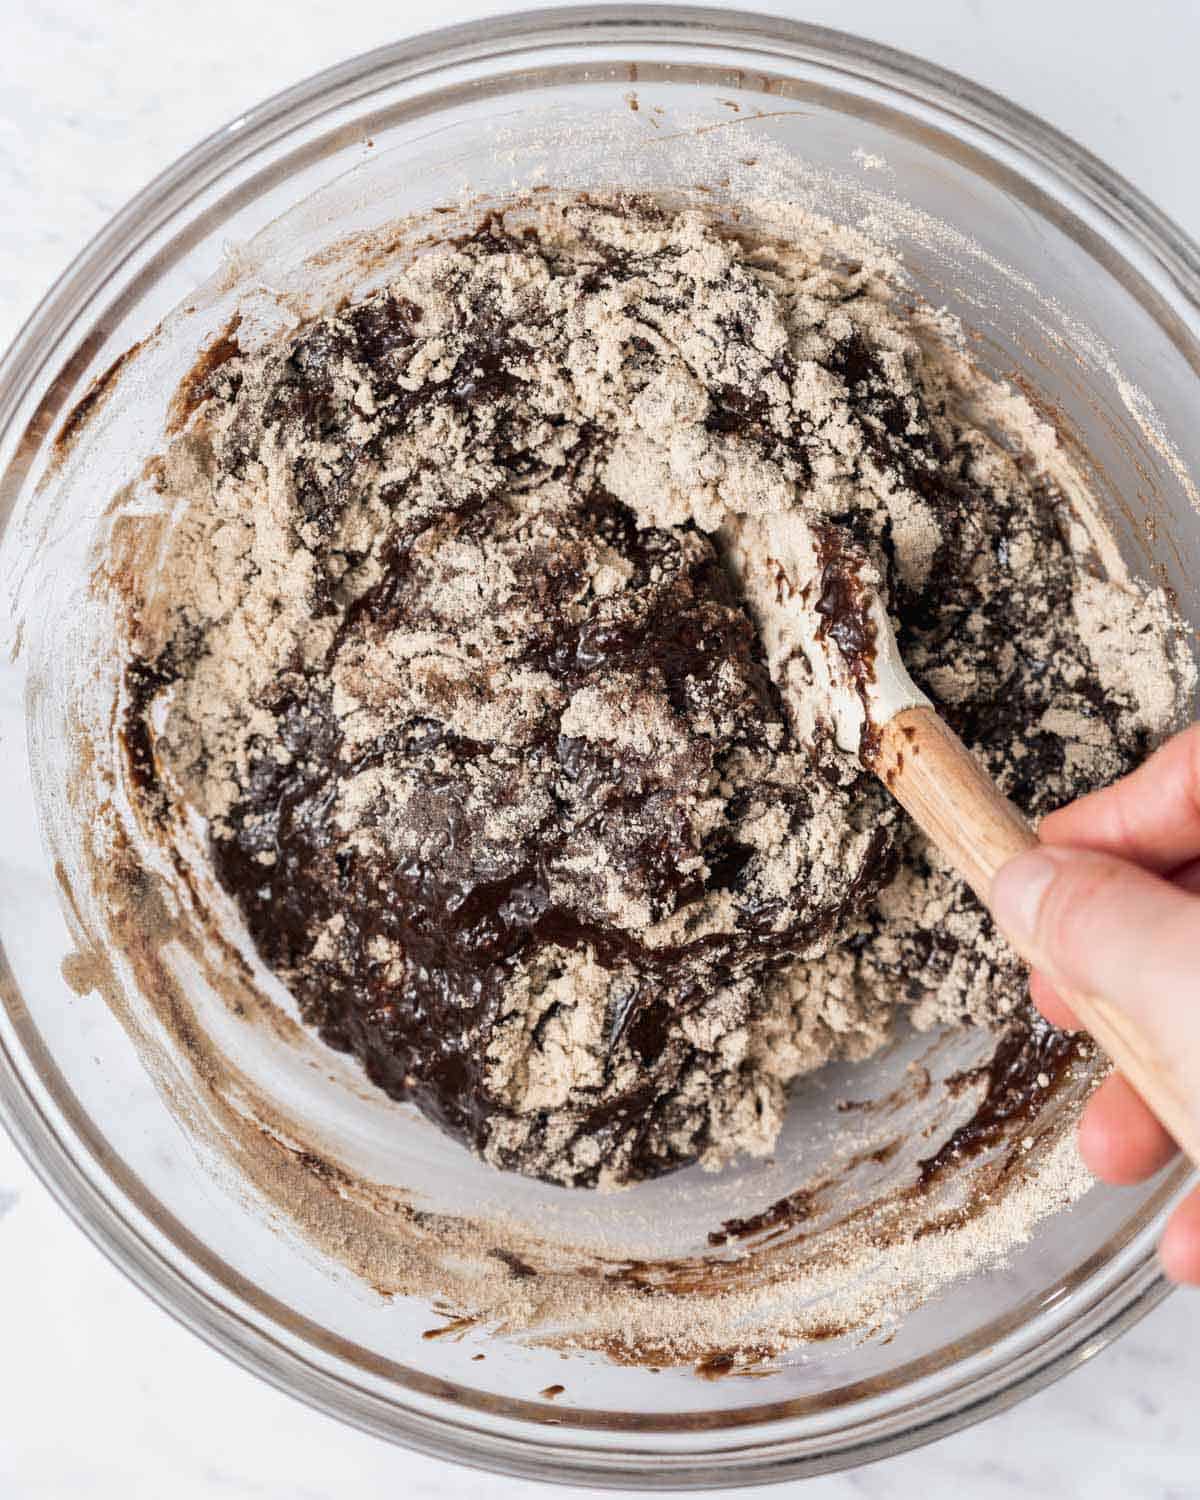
top-left (1040, 721), bottom-right (1200, 873)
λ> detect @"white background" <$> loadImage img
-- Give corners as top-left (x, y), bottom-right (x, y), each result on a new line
top-left (3, 2), bottom-right (1200, 1496)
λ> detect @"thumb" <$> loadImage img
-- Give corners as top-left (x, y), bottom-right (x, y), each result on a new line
top-left (991, 846), bottom-right (1200, 1091)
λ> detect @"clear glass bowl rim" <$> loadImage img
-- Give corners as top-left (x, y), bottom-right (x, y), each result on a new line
top-left (1, 5), bottom-right (1197, 1487)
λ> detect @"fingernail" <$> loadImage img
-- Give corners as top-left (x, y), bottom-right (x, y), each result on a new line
top-left (990, 848), bottom-right (1060, 955)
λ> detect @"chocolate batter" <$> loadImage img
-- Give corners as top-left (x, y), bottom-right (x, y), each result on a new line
top-left (122, 199), bottom-right (1188, 1187)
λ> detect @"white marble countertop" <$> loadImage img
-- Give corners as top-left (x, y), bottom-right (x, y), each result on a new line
top-left (2, 1), bottom-right (1199, 1495)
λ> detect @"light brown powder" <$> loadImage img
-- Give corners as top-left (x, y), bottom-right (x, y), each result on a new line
top-left (121, 196), bottom-right (1192, 1200)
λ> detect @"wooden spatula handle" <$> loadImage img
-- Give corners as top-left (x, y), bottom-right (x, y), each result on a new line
top-left (873, 706), bottom-right (1036, 904)
top-left (874, 705), bottom-right (1200, 1169)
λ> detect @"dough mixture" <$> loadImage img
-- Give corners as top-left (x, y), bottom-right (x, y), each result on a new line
top-left (124, 199), bottom-right (1189, 1188)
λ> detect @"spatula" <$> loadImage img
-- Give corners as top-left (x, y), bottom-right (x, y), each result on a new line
top-left (723, 508), bottom-right (1200, 1167)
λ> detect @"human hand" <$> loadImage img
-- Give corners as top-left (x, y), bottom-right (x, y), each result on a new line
top-left (991, 723), bottom-right (1200, 1285)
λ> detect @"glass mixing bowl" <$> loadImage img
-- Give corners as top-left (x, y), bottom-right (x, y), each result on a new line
top-left (1, 7), bottom-right (1198, 1487)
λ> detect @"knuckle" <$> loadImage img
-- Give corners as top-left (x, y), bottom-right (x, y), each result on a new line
top-left (1034, 856), bottom-right (1122, 966)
